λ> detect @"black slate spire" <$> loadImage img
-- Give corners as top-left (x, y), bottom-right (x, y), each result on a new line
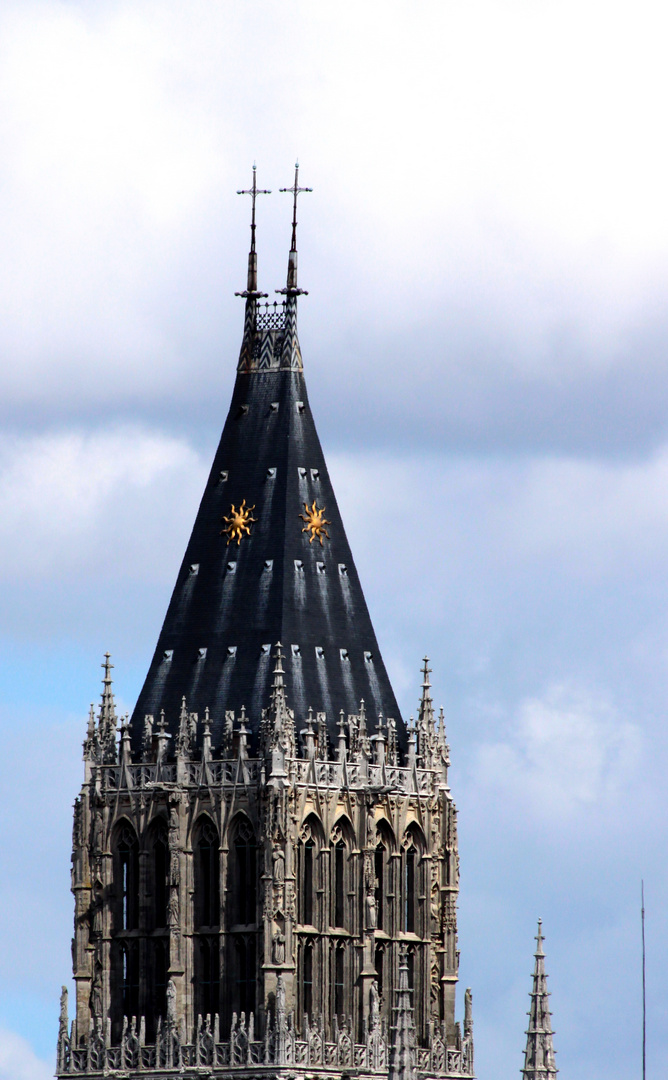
top-left (131, 169), bottom-right (404, 752)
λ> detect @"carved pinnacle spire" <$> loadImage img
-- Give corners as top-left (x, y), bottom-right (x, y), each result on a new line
top-left (265, 643), bottom-right (296, 762)
top-left (278, 161), bottom-right (312, 294)
top-left (97, 653), bottom-right (118, 764)
top-left (389, 944), bottom-right (417, 1080)
top-left (522, 920), bottom-right (558, 1080)
top-left (100, 653), bottom-right (116, 725)
top-left (418, 657), bottom-right (434, 734)
top-left (236, 164), bottom-right (270, 298)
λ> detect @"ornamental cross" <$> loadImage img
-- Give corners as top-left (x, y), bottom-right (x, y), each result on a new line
top-left (280, 162), bottom-right (312, 251)
top-left (237, 164), bottom-right (271, 251)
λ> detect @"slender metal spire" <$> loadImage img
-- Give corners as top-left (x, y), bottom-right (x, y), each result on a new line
top-left (521, 919), bottom-right (558, 1080)
top-left (236, 164), bottom-right (270, 298)
top-left (279, 161), bottom-right (312, 294)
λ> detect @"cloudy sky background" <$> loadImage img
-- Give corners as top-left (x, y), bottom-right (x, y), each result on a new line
top-left (0, 1), bottom-right (667, 1077)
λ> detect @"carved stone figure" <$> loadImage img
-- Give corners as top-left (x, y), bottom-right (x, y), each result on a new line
top-left (272, 931), bottom-right (285, 964)
top-left (166, 979), bottom-right (176, 1025)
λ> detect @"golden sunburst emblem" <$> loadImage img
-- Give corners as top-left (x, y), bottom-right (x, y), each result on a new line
top-left (221, 499), bottom-right (257, 545)
top-left (300, 500), bottom-right (331, 545)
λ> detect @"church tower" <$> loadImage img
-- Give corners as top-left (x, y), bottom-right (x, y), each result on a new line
top-left (56, 167), bottom-right (474, 1080)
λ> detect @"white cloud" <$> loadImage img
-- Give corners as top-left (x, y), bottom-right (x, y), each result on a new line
top-left (472, 684), bottom-right (642, 817)
top-left (0, 426), bottom-right (204, 580)
top-left (0, 1029), bottom-right (52, 1080)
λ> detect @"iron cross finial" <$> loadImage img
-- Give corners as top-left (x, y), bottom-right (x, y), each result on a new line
top-left (237, 164), bottom-right (271, 253)
top-left (280, 162), bottom-right (312, 252)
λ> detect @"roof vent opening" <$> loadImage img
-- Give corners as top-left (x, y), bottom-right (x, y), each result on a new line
top-left (296, 401), bottom-right (305, 413)
top-left (264, 559), bottom-right (273, 571)
top-left (291, 644), bottom-right (301, 658)
top-left (298, 467), bottom-right (307, 479)
top-left (310, 468), bottom-right (320, 481)
top-left (226, 561), bottom-right (236, 574)
top-left (270, 401), bottom-right (279, 413)
top-left (197, 647), bottom-right (207, 661)
top-left (237, 404), bottom-right (249, 417)
top-left (218, 470), bottom-right (229, 483)
top-left (266, 467), bottom-right (277, 479)
top-left (294, 559), bottom-right (304, 572)
top-left (338, 563), bottom-right (348, 577)
top-left (261, 644), bottom-right (271, 656)
top-left (315, 646), bottom-right (325, 659)
top-left (316, 561), bottom-right (326, 575)
top-left (189, 563), bottom-right (199, 576)
top-left (163, 650), bottom-right (173, 662)
top-left (227, 645), bottom-right (237, 658)
top-left (340, 648), bottom-right (350, 662)
top-left (364, 651), bottom-right (373, 664)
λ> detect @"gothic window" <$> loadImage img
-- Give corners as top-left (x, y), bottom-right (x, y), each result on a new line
top-left (234, 936), bottom-right (256, 1017)
top-left (299, 816), bottom-right (324, 927)
top-left (195, 819), bottom-right (220, 928)
top-left (402, 827), bottom-right (425, 935)
top-left (405, 845), bottom-right (416, 933)
top-left (151, 823), bottom-right (168, 930)
top-left (334, 841), bottom-right (345, 928)
top-left (114, 822), bottom-right (139, 932)
top-left (303, 941), bottom-right (314, 1019)
top-left (374, 843), bottom-right (385, 932)
top-left (198, 937), bottom-right (220, 1019)
top-left (121, 941), bottom-right (139, 1020)
top-left (232, 818), bottom-right (256, 926)
top-left (334, 945), bottom-right (345, 1021)
top-left (303, 838), bottom-right (315, 924)
top-left (407, 950), bottom-right (415, 991)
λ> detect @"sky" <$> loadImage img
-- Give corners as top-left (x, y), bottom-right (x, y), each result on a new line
top-left (0, 1), bottom-right (666, 1077)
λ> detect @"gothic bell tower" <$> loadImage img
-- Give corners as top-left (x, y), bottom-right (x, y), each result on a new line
top-left (57, 166), bottom-right (475, 1080)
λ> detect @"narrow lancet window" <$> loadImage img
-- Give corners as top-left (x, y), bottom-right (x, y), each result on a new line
top-left (196, 820), bottom-right (220, 928)
top-left (303, 942), bottom-right (313, 1019)
top-left (115, 823), bottom-right (139, 932)
top-left (234, 821), bottom-right (257, 926)
top-left (334, 841), bottom-right (345, 928)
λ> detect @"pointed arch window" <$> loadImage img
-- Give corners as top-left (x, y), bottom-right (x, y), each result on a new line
top-left (233, 819), bottom-right (257, 926)
top-left (299, 819), bottom-right (322, 926)
top-left (402, 829), bottom-right (424, 935)
top-left (196, 819), bottom-right (220, 928)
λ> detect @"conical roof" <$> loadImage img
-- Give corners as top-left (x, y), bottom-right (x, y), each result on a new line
top-left (131, 170), bottom-right (403, 753)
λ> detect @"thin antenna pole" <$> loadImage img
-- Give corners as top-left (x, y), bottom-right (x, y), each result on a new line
top-left (642, 880), bottom-right (646, 1080)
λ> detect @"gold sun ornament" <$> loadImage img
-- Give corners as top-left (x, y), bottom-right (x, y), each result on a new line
top-left (220, 499), bottom-right (257, 545)
top-left (300, 500), bottom-right (331, 545)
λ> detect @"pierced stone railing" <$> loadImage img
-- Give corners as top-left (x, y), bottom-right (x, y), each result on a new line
top-left (57, 1014), bottom-right (474, 1077)
top-left (93, 757), bottom-right (440, 796)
